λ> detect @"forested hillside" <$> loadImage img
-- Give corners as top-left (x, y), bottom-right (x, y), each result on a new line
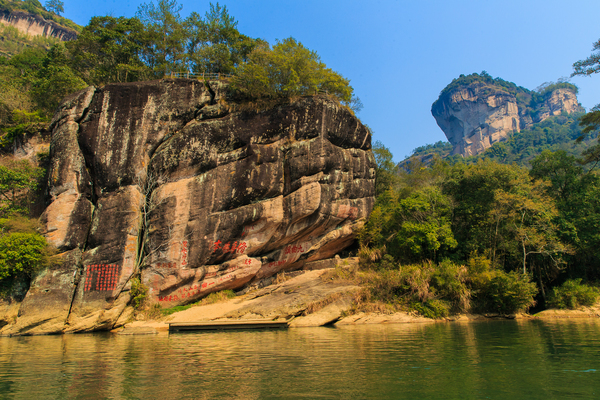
top-left (405, 111), bottom-right (595, 168)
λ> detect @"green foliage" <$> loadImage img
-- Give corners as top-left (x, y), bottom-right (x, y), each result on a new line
top-left (0, 157), bottom-right (43, 216)
top-left (410, 141), bottom-right (453, 159)
top-left (470, 113), bottom-right (587, 166)
top-left (185, 3), bottom-right (260, 75)
top-left (571, 37), bottom-right (600, 165)
top-left (530, 150), bottom-right (600, 280)
top-left (0, 231), bottom-right (47, 279)
top-left (66, 16), bottom-right (151, 85)
top-left (482, 271), bottom-right (538, 314)
top-left (548, 279), bottom-right (599, 309)
top-left (130, 277), bottom-right (149, 309)
top-left (431, 259), bottom-right (470, 312)
top-left (371, 140), bottom-right (398, 196)
top-left (231, 37), bottom-right (355, 105)
top-left (44, 0), bottom-right (62, 15)
top-left (30, 44), bottom-right (87, 113)
top-left (0, 24), bottom-right (60, 57)
top-left (0, 216), bottom-right (56, 285)
top-left (572, 37), bottom-right (600, 77)
top-left (136, 0), bottom-right (187, 76)
top-left (412, 299), bottom-right (451, 319)
top-left (160, 303), bottom-right (191, 315)
top-left (0, 109), bottom-right (46, 147)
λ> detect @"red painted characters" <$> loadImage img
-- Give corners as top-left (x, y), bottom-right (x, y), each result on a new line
top-left (212, 240), bottom-right (248, 255)
top-left (181, 240), bottom-right (188, 266)
top-left (284, 244), bottom-right (304, 255)
top-left (84, 264), bottom-right (120, 292)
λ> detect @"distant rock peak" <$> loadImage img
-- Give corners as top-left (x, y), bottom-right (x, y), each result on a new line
top-left (431, 73), bottom-right (584, 157)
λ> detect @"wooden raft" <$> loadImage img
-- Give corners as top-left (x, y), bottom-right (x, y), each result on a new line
top-left (169, 320), bottom-right (289, 332)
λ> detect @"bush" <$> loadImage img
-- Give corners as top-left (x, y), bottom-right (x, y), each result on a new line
top-left (483, 271), bottom-right (538, 314)
top-left (548, 279), bottom-right (600, 309)
top-left (412, 299), bottom-right (451, 319)
top-left (431, 259), bottom-right (471, 312)
top-left (0, 231), bottom-right (50, 280)
top-left (130, 277), bottom-right (148, 309)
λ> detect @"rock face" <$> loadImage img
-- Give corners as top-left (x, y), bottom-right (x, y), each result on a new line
top-left (432, 80), bottom-right (584, 157)
top-left (0, 78), bottom-right (375, 335)
top-left (0, 10), bottom-right (77, 41)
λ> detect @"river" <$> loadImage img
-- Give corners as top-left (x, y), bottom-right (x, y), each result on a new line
top-left (1, 319), bottom-right (599, 399)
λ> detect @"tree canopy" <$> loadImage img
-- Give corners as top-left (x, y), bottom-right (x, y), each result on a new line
top-left (231, 37), bottom-right (356, 108)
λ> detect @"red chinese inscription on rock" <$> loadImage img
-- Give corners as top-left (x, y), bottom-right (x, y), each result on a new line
top-left (181, 241), bottom-right (188, 266)
top-left (284, 244), bottom-right (304, 255)
top-left (212, 240), bottom-right (247, 255)
top-left (84, 264), bottom-right (120, 292)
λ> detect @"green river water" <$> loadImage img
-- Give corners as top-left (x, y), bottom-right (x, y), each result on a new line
top-left (0, 319), bottom-right (599, 399)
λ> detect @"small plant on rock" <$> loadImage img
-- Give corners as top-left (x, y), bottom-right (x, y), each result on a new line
top-left (130, 277), bottom-right (148, 310)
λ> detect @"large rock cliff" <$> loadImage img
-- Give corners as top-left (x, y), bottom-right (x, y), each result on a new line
top-left (431, 75), bottom-right (584, 157)
top-left (0, 9), bottom-right (77, 41)
top-left (0, 79), bottom-right (375, 335)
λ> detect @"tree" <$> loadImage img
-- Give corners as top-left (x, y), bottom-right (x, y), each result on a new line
top-left (30, 44), bottom-right (87, 114)
top-left (232, 37), bottom-right (354, 104)
top-left (572, 38), bottom-right (600, 165)
top-left (137, 0), bottom-right (187, 76)
top-left (44, 0), bottom-right (64, 15)
top-left (491, 183), bottom-right (572, 275)
top-left (0, 232), bottom-right (48, 279)
top-left (372, 140), bottom-right (398, 196)
top-left (185, 2), bottom-right (259, 74)
top-left (66, 16), bottom-right (151, 85)
top-left (0, 158), bottom-right (42, 217)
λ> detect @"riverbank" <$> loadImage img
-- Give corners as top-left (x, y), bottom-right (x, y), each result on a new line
top-left (115, 267), bottom-right (600, 334)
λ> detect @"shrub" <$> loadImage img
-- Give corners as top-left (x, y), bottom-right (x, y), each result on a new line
top-left (412, 299), bottom-right (451, 319)
top-left (548, 279), bottom-right (600, 309)
top-left (130, 277), bottom-right (148, 309)
top-left (0, 231), bottom-right (50, 280)
top-left (483, 271), bottom-right (538, 314)
top-left (431, 259), bottom-right (471, 312)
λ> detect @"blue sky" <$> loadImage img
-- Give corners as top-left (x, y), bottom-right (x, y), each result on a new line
top-left (61, 0), bottom-right (600, 161)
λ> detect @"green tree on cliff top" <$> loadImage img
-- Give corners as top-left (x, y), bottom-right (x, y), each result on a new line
top-left (44, 0), bottom-right (63, 15)
top-left (232, 37), bottom-right (357, 108)
top-left (185, 2), bottom-right (260, 74)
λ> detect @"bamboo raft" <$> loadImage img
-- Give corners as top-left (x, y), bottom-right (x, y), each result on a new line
top-left (169, 319), bottom-right (290, 332)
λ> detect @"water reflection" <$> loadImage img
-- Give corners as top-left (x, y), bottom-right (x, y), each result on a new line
top-left (1, 320), bottom-right (599, 399)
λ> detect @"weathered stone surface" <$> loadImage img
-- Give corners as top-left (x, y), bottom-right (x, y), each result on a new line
top-left (289, 296), bottom-right (354, 327)
top-left (4, 79), bottom-right (375, 335)
top-left (432, 81), bottom-right (584, 157)
top-left (166, 268), bottom-right (360, 324)
top-left (0, 10), bottom-right (78, 42)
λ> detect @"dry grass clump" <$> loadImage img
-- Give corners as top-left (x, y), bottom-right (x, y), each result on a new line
top-left (197, 289), bottom-right (237, 306)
